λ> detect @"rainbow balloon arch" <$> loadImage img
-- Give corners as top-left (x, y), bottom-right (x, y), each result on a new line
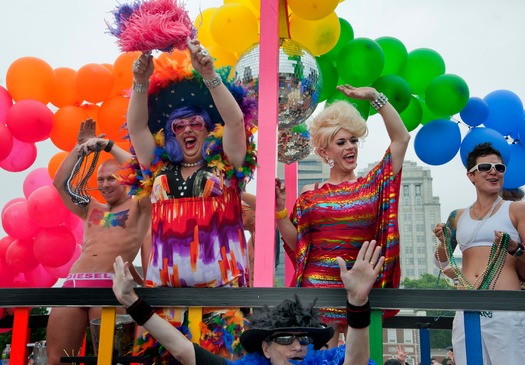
top-left (0, 0), bottom-right (524, 302)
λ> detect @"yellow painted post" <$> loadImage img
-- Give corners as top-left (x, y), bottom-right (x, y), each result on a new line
top-left (97, 307), bottom-right (116, 365)
top-left (188, 307), bottom-right (203, 344)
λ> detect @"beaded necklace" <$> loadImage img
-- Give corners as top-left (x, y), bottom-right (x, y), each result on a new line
top-left (181, 160), bottom-right (205, 168)
top-left (437, 227), bottom-right (509, 290)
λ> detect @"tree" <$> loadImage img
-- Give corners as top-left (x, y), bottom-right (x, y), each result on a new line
top-left (402, 273), bottom-right (454, 350)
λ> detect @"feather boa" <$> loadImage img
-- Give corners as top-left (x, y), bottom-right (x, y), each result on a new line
top-left (108, 0), bottom-right (195, 52)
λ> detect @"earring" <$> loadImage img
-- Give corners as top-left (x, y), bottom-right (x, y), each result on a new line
top-left (327, 158), bottom-right (334, 169)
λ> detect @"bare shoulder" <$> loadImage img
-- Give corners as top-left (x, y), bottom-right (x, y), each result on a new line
top-left (509, 201), bottom-right (525, 216)
top-left (300, 183), bottom-right (316, 194)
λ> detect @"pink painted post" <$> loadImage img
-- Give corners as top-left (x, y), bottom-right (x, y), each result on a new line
top-left (284, 163), bottom-right (297, 286)
top-left (252, 0), bottom-right (279, 287)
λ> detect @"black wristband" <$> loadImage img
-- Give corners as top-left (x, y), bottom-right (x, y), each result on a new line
top-left (346, 300), bottom-right (371, 329)
top-left (104, 140), bottom-right (114, 152)
top-left (126, 297), bottom-right (155, 326)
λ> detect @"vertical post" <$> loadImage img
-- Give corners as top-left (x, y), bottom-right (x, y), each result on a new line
top-left (464, 311), bottom-right (483, 365)
top-left (188, 307), bottom-right (203, 344)
top-left (283, 163), bottom-right (297, 286)
top-left (97, 307), bottom-right (116, 365)
top-left (253, 0), bottom-right (279, 288)
top-left (419, 327), bottom-right (431, 365)
top-left (369, 309), bottom-right (383, 364)
top-left (10, 308), bottom-right (30, 365)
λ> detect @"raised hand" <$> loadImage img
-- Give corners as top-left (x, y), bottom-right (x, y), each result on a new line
top-left (112, 256), bottom-right (139, 308)
top-left (337, 240), bottom-right (384, 306)
top-left (132, 52), bottom-right (154, 84)
top-left (275, 178), bottom-right (287, 212)
top-left (77, 118), bottom-right (98, 144)
top-left (187, 38), bottom-right (215, 79)
top-left (336, 84), bottom-right (379, 101)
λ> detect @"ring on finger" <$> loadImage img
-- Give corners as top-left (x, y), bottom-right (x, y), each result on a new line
top-left (368, 260), bottom-right (375, 265)
top-left (201, 48), bottom-right (209, 56)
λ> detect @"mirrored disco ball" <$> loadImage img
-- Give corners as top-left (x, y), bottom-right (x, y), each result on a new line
top-left (234, 38), bottom-right (322, 130)
top-left (277, 128), bottom-right (312, 164)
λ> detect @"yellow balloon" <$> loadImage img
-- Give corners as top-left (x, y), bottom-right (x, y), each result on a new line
top-left (208, 45), bottom-right (238, 70)
top-left (288, 0), bottom-right (339, 21)
top-left (210, 3), bottom-right (259, 54)
top-left (224, 0), bottom-right (260, 19)
top-left (194, 8), bottom-right (217, 48)
top-left (289, 12), bottom-right (340, 56)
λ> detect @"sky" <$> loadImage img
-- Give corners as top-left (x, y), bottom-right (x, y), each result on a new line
top-left (1, 0), bottom-right (525, 234)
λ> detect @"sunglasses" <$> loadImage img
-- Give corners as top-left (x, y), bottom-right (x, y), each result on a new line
top-left (468, 163), bottom-right (506, 174)
top-left (171, 116), bottom-right (206, 134)
top-left (266, 335), bottom-right (314, 346)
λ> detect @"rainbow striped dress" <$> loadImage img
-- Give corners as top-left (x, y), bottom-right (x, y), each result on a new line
top-left (290, 149), bottom-right (401, 324)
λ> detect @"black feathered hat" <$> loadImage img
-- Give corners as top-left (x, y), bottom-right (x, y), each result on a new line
top-left (239, 295), bottom-right (334, 354)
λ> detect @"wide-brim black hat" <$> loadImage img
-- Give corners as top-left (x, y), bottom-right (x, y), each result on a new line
top-left (240, 325), bottom-right (334, 354)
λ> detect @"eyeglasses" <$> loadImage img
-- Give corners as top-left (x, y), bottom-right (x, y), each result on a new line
top-left (171, 116), bottom-right (206, 134)
top-left (468, 163), bottom-right (506, 174)
top-left (266, 335), bottom-right (314, 346)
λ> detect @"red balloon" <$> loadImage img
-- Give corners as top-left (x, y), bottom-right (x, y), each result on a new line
top-left (1, 197), bottom-right (26, 216)
top-left (0, 122), bottom-right (13, 162)
top-left (0, 260), bottom-right (15, 288)
top-left (6, 238), bottom-right (39, 273)
top-left (0, 137), bottom-right (37, 172)
top-left (44, 243), bottom-right (82, 278)
top-left (23, 167), bottom-right (53, 198)
top-left (1, 201), bottom-right (41, 239)
top-left (33, 226), bottom-right (76, 267)
top-left (6, 99), bottom-right (53, 143)
top-left (27, 185), bottom-right (70, 227)
top-left (24, 264), bottom-right (59, 288)
top-left (0, 85), bottom-right (13, 124)
top-left (0, 236), bottom-right (15, 262)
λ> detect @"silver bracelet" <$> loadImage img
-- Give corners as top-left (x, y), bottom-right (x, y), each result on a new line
top-left (202, 75), bottom-right (222, 89)
top-left (132, 81), bottom-right (149, 93)
top-left (370, 93), bottom-right (389, 111)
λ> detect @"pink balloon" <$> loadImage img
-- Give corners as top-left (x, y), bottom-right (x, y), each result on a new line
top-left (1, 197), bottom-right (26, 217)
top-left (0, 124), bottom-right (13, 162)
top-left (0, 259), bottom-right (15, 287)
top-left (44, 243), bottom-right (82, 278)
top-left (23, 167), bottom-right (53, 198)
top-left (0, 137), bottom-right (37, 172)
top-left (24, 264), bottom-right (59, 288)
top-left (5, 238), bottom-right (39, 273)
top-left (0, 86), bottom-right (13, 124)
top-left (0, 236), bottom-right (16, 262)
top-left (33, 226), bottom-right (76, 267)
top-left (1, 201), bottom-right (41, 239)
top-left (64, 214), bottom-right (84, 243)
top-left (5, 99), bottom-right (53, 143)
top-left (27, 185), bottom-right (70, 227)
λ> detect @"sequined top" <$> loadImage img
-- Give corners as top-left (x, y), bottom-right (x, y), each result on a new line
top-left (289, 149), bottom-right (401, 323)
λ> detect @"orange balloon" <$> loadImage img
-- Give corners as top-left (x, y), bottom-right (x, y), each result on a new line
top-left (112, 52), bottom-right (141, 97)
top-left (6, 57), bottom-right (56, 104)
top-left (50, 68), bottom-right (83, 108)
top-left (50, 106), bottom-right (89, 151)
top-left (80, 103), bottom-right (100, 121)
top-left (75, 64), bottom-right (114, 104)
top-left (48, 151), bottom-right (68, 178)
top-left (97, 96), bottom-right (130, 142)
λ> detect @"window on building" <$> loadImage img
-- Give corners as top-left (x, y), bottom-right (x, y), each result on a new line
top-left (415, 197), bottom-right (422, 205)
top-left (404, 213), bottom-right (412, 221)
top-left (416, 213), bottom-right (424, 221)
top-left (404, 197), bottom-right (410, 206)
top-left (387, 329), bottom-right (397, 343)
top-left (406, 247), bottom-right (413, 254)
top-left (406, 269), bottom-right (414, 277)
top-left (418, 269), bottom-right (425, 276)
top-left (404, 235), bottom-right (413, 243)
top-left (403, 185), bottom-right (410, 196)
top-left (407, 258), bottom-right (414, 265)
top-left (417, 246), bottom-right (426, 254)
top-left (417, 258), bottom-right (426, 265)
top-left (416, 235), bottom-right (425, 244)
top-left (405, 225), bottom-right (412, 232)
top-left (404, 329), bottom-right (413, 343)
top-left (416, 224), bottom-right (425, 232)
top-left (415, 184), bottom-right (421, 196)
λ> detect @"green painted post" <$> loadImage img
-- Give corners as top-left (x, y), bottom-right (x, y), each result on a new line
top-left (369, 309), bottom-right (383, 364)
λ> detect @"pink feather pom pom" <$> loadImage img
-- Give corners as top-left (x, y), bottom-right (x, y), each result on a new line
top-left (112, 0), bottom-right (195, 53)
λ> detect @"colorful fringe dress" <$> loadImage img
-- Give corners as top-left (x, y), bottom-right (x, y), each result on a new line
top-left (289, 149), bottom-right (402, 324)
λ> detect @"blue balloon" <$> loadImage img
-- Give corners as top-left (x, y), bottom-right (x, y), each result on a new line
top-left (503, 143), bottom-right (525, 189)
top-left (483, 90), bottom-right (523, 136)
top-left (414, 119), bottom-right (461, 165)
top-left (459, 127), bottom-right (510, 167)
top-left (460, 97), bottom-right (489, 127)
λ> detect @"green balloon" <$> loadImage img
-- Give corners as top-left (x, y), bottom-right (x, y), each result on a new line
top-left (400, 96), bottom-right (423, 132)
top-left (371, 74), bottom-right (411, 114)
top-left (418, 96), bottom-right (450, 125)
top-left (425, 74), bottom-right (470, 116)
top-left (324, 18), bottom-right (354, 64)
top-left (327, 84), bottom-right (371, 120)
top-left (336, 38), bottom-right (384, 87)
top-left (376, 36), bottom-right (408, 76)
top-left (316, 56), bottom-right (339, 102)
top-left (401, 48), bottom-right (446, 95)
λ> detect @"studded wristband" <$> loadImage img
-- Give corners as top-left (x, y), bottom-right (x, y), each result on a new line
top-left (203, 75), bottom-right (222, 89)
top-left (132, 81), bottom-right (149, 93)
top-left (370, 93), bottom-right (389, 111)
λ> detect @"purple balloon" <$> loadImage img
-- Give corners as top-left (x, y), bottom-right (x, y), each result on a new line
top-left (483, 90), bottom-right (523, 136)
top-left (460, 127), bottom-right (510, 167)
top-left (414, 119), bottom-right (461, 165)
top-left (460, 97), bottom-right (489, 127)
top-left (503, 143), bottom-right (525, 189)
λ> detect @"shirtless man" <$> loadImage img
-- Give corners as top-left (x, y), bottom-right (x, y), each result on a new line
top-left (46, 119), bottom-right (151, 365)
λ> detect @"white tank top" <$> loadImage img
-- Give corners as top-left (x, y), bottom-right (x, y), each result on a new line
top-left (456, 200), bottom-right (520, 251)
